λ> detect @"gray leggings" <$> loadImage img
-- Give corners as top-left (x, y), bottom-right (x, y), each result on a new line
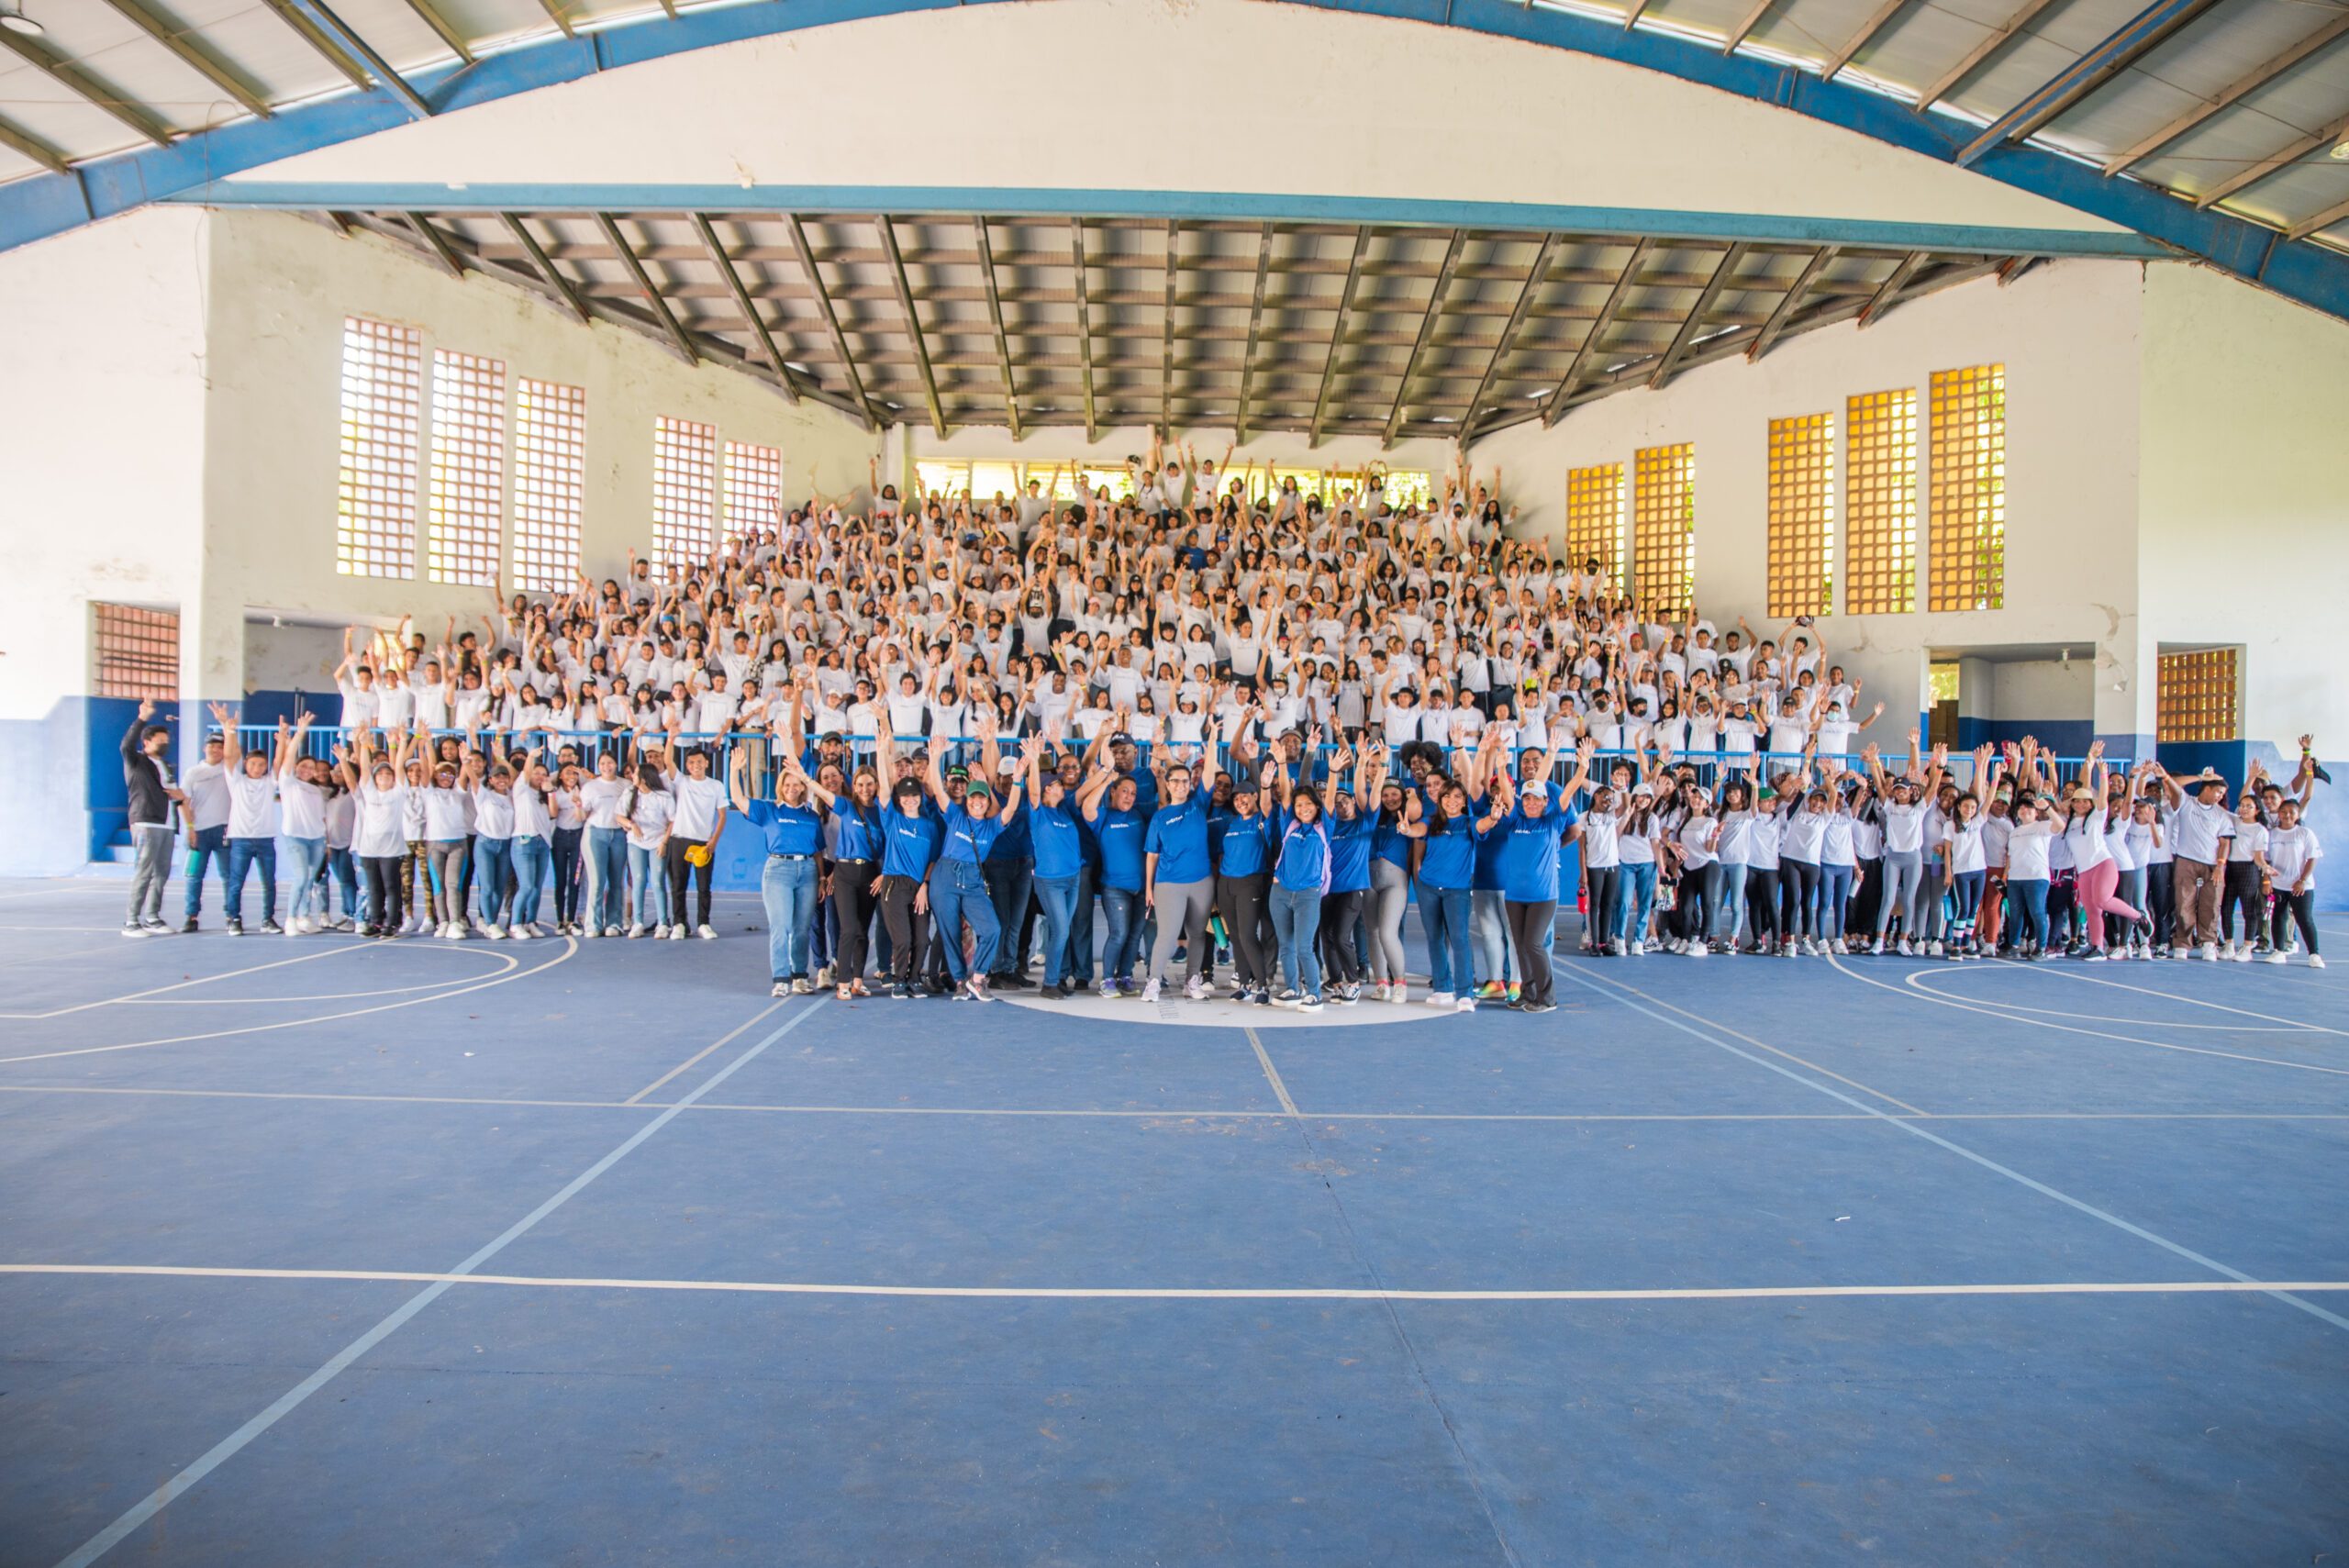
top-left (426, 840), bottom-right (470, 923)
top-left (1470, 888), bottom-right (1509, 985)
top-left (128, 822), bottom-right (173, 922)
top-left (1147, 877), bottom-right (1212, 984)
top-left (1368, 859), bottom-right (1409, 982)
top-left (1878, 848), bottom-right (1924, 935)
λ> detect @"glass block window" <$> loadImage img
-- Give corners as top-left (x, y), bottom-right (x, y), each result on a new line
top-left (1844, 387), bottom-right (1917, 614)
top-left (1765, 412), bottom-right (1834, 618)
top-left (1929, 364), bottom-right (2007, 611)
top-left (94, 604), bottom-right (178, 702)
top-left (652, 415), bottom-right (718, 564)
top-left (1631, 443), bottom-right (1697, 620)
top-left (2157, 648), bottom-right (2239, 742)
top-left (514, 378), bottom-right (585, 594)
top-left (1564, 463), bottom-right (1625, 584)
top-left (428, 348), bottom-right (506, 586)
top-left (725, 439), bottom-right (785, 539)
top-left (337, 317), bottom-right (422, 578)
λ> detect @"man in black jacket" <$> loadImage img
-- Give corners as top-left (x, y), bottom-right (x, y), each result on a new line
top-left (122, 698), bottom-right (184, 936)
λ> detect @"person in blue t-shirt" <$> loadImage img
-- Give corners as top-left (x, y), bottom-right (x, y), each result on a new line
top-left (1264, 744), bottom-right (1334, 1010)
top-left (874, 774), bottom-right (940, 998)
top-left (922, 731), bottom-right (1034, 1001)
top-left (1213, 769), bottom-right (1277, 1004)
top-left (1081, 762), bottom-right (1150, 998)
top-left (1027, 745), bottom-right (1109, 997)
top-left (1318, 742), bottom-right (1382, 1004)
top-left (730, 743), bottom-right (827, 997)
top-left (1477, 741), bottom-right (1594, 1015)
top-left (1400, 773), bottom-right (1484, 1010)
top-left (1140, 738), bottom-right (1216, 1003)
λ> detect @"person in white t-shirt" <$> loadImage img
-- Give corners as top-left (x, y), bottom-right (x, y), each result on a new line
top-left (180, 727), bottom-right (233, 931)
top-left (2262, 799), bottom-right (2323, 967)
top-left (212, 705), bottom-right (289, 935)
top-left (275, 712), bottom-right (331, 934)
top-left (657, 717), bottom-right (729, 940)
top-left (2158, 764), bottom-right (2237, 959)
top-left (579, 751), bottom-right (632, 938)
top-left (339, 727), bottom-right (419, 937)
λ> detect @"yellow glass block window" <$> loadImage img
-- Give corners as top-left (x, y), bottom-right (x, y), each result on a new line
top-left (1564, 463), bottom-right (1624, 584)
top-left (428, 348), bottom-right (507, 588)
top-left (1844, 388), bottom-right (1917, 614)
top-left (337, 317), bottom-right (422, 579)
top-left (1930, 364), bottom-right (2006, 611)
top-left (652, 416), bottom-right (717, 564)
top-left (1632, 443), bottom-right (1697, 620)
top-left (2157, 648), bottom-right (2239, 742)
top-left (1766, 413), bottom-right (1834, 618)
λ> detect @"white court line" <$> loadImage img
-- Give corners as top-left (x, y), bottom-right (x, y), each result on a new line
top-left (7, 1261), bottom-right (2349, 1304)
top-left (0, 945), bottom-right (361, 1020)
top-left (1974, 957), bottom-right (2349, 1040)
top-left (0, 885), bottom-right (89, 899)
top-left (44, 996), bottom-right (830, 1568)
top-left (1244, 1027), bottom-right (1300, 1117)
top-left (1903, 968), bottom-right (2307, 1031)
top-left (624, 999), bottom-right (785, 1104)
top-left (0, 940), bottom-right (579, 1065)
top-left (1561, 963), bottom-right (2349, 1337)
top-left (6, 1081), bottom-right (2349, 1123)
top-left (1827, 953), bottom-right (2349, 1078)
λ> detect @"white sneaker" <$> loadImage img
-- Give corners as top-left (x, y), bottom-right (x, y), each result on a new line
top-left (486, 924), bottom-right (507, 940)
top-left (1454, 995), bottom-right (1476, 1012)
top-left (1388, 982), bottom-right (1408, 1005)
top-left (606, 925), bottom-right (624, 938)
top-left (1629, 940), bottom-right (1646, 956)
top-left (1185, 975), bottom-right (1210, 1001)
top-left (669, 925), bottom-right (688, 940)
top-left (1687, 944), bottom-right (1709, 959)
top-left (1899, 940), bottom-right (1916, 957)
top-left (1141, 978), bottom-right (1162, 1003)
top-left (1800, 938), bottom-right (1820, 957)
top-left (1830, 939), bottom-right (1847, 955)
top-left (2265, 951), bottom-right (2287, 964)
top-left (2310, 954), bottom-right (2326, 969)
top-left (1429, 990), bottom-right (1455, 1006)
top-left (697, 923), bottom-right (718, 940)
top-left (2200, 942), bottom-right (2219, 962)
top-left (1927, 940), bottom-right (1943, 958)
top-left (2234, 945), bottom-right (2254, 963)
top-left (582, 926), bottom-right (599, 940)
top-left (628, 923), bottom-right (647, 939)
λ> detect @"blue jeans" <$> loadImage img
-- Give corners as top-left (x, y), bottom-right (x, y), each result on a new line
top-left (586, 827), bottom-right (628, 930)
top-left (1269, 884), bottom-right (1324, 997)
top-left (476, 837), bottom-right (516, 925)
top-left (1067, 865), bottom-right (1097, 984)
top-left (627, 840), bottom-right (669, 928)
top-left (183, 824), bottom-right (228, 919)
top-left (1034, 874), bottom-right (1080, 986)
top-left (1709, 862), bottom-right (1747, 944)
top-left (512, 836), bottom-right (550, 925)
top-left (985, 859), bottom-right (1034, 978)
top-left (284, 837), bottom-right (328, 922)
top-left (325, 847), bottom-right (360, 918)
top-left (1615, 862), bottom-right (1658, 947)
top-left (929, 859), bottom-right (998, 980)
top-left (762, 855), bottom-right (818, 981)
top-left (1817, 863), bottom-right (1854, 940)
top-left (2009, 876), bottom-right (2050, 949)
top-left (226, 837), bottom-right (278, 925)
top-left (1418, 882), bottom-right (1473, 994)
top-left (1098, 884), bottom-right (1143, 985)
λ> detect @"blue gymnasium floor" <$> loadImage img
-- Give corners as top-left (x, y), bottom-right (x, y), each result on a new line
top-left (3, 879), bottom-right (2347, 1567)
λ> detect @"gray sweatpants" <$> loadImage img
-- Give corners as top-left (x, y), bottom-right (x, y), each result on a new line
top-left (1146, 877), bottom-right (1211, 984)
top-left (1877, 848), bottom-right (1924, 936)
top-left (128, 822), bottom-right (173, 923)
top-left (1368, 859), bottom-right (1410, 982)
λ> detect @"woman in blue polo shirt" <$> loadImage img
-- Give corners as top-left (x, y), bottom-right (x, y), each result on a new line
top-left (1367, 773), bottom-right (1413, 1001)
top-left (875, 773), bottom-right (940, 1000)
top-left (1028, 747), bottom-right (1108, 998)
top-left (730, 744), bottom-right (826, 998)
top-left (824, 767), bottom-right (884, 1000)
top-left (922, 735), bottom-right (1034, 1002)
top-left (1141, 749), bottom-right (1215, 1005)
top-left (1264, 768), bottom-right (1332, 1012)
top-left (1479, 742), bottom-right (1592, 1015)
top-left (1319, 745), bottom-right (1382, 1006)
top-left (1399, 775), bottom-right (1482, 1011)
top-left (1082, 765), bottom-right (1149, 998)
top-left (1213, 768), bottom-right (1277, 1005)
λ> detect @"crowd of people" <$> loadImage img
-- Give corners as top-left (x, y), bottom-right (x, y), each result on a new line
top-left (116, 438), bottom-right (2329, 1003)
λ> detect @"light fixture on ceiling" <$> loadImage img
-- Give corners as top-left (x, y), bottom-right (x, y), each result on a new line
top-left (0, 4), bottom-right (43, 35)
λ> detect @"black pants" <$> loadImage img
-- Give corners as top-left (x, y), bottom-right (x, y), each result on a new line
top-left (2271, 889), bottom-right (2320, 954)
top-left (1219, 871), bottom-right (1273, 989)
top-left (1319, 889), bottom-right (1366, 984)
top-left (1782, 860), bottom-right (1820, 940)
top-left (552, 826), bottom-right (583, 922)
top-left (832, 860), bottom-right (878, 982)
top-left (2145, 862), bottom-right (2176, 947)
top-left (1583, 866), bottom-right (1619, 950)
top-left (1676, 863), bottom-right (1719, 942)
top-left (362, 854), bottom-right (405, 932)
top-left (666, 838), bottom-right (713, 929)
top-left (1746, 867), bottom-right (1782, 944)
top-left (1506, 899), bottom-right (1558, 1005)
top-left (1851, 856), bottom-right (1884, 935)
top-left (2220, 862), bottom-right (2265, 943)
top-left (879, 873), bottom-right (928, 983)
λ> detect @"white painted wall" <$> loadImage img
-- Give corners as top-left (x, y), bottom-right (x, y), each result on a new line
top-left (1464, 258), bottom-right (2151, 744)
top-left (2138, 263), bottom-right (2349, 752)
top-left (200, 210), bottom-right (879, 693)
top-left (1988, 656), bottom-right (2095, 726)
top-left (0, 206), bottom-right (213, 874)
top-left (224, 0), bottom-right (2121, 241)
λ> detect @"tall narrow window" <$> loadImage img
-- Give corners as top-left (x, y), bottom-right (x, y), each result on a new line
top-left (514, 378), bottom-right (585, 594)
top-left (1930, 363), bottom-right (2006, 611)
top-left (725, 439), bottom-right (784, 539)
top-left (652, 416), bottom-right (718, 564)
top-left (1844, 387), bottom-right (1917, 614)
top-left (1631, 443), bottom-right (1697, 621)
top-left (1564, 463), bottom-right (1625, 584)
top-left (337, 317), bottom-right (422, 578)
top-left (1766, 413), bottom-right (1834, 618)
top-left (428, 349), bottom-right (506, 586)
top-left (94, 604), bottom-right (179, 702)
top-left (2157, 649), bottom-right (2239, 742)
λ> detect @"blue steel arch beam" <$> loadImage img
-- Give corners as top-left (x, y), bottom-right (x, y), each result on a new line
top-left (0, 0), bottom-right (2343, 325)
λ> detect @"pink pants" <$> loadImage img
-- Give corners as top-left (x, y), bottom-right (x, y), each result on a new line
top-left (2077, 858), bottom-right (2144, 951)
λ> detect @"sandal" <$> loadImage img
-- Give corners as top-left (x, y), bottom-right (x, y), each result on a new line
top-left (835, 984), bottom-right (854, 1001)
